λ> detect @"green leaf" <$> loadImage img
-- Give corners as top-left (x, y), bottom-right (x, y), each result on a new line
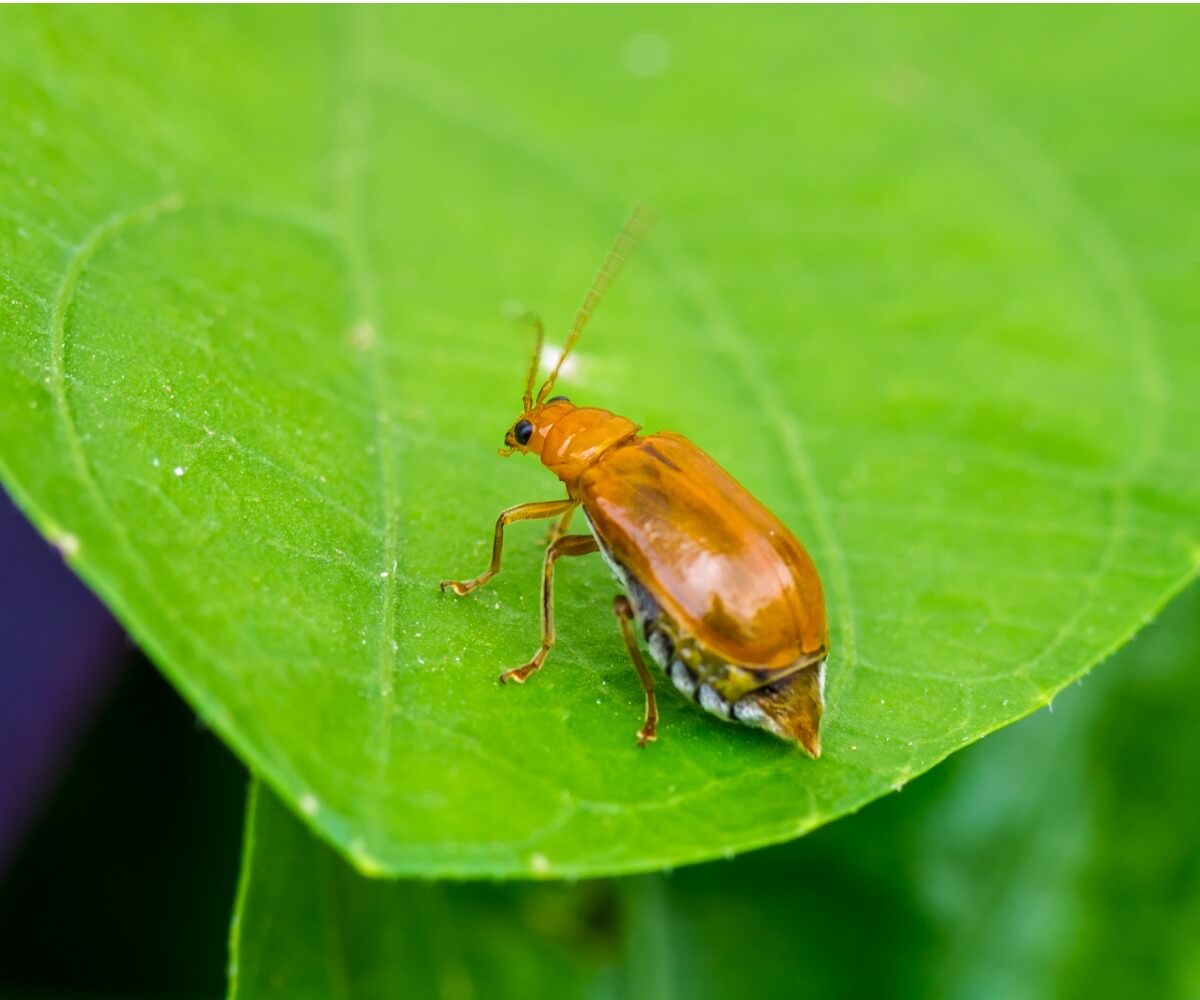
top-left (230, 584), bottom-right (1200, 998)
top-left (2, 7), bottom-right (1199, 876)
top-left (228, 784), bottom-right (608, 1000)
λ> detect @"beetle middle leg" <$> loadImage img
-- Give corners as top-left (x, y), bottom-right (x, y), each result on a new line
top-left (499, 533), bottom-right (598, 685)
top-left (544, 504), bottom-right (577, 546)
top-left (440, 499), bottom-right (576, 596)
top-left (613, 595), bottom-right (659, 747)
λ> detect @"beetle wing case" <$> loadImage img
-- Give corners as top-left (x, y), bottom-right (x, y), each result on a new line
top-left (579, 433), bottom-right (827, 669)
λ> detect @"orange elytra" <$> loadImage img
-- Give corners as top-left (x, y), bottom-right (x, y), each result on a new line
top-left (441, 207), bottom-right (829, 755)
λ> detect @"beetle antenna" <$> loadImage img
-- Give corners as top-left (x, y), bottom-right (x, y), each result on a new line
top-left (520, 313), bottom-right (545, 412)
top-left (536, 204), bottom-right (655, 406)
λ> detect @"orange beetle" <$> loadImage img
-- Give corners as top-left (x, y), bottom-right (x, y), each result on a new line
top-left (441, 208), bottom-right (828, 755)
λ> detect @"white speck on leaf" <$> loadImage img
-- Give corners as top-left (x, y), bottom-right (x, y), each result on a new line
top-left (299, 793), bottom-right (319, 817)
top-left (624, 31), bottom-right (671, 78)
top-left (345, 319), bottom-right (376, 351)
top-left (530, 853), bottom-right (551, 875)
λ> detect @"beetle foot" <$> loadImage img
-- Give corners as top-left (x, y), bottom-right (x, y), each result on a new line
top-left (440, 578), bottom-right (479, 596)
top-left (499, 653), bottom-right (545, 685)
top-left (636, 722), bottom-right (658, 748)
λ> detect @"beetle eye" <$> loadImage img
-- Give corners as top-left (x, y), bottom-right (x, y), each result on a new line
top-left (547, 395), bottom-right (570, 404)
top-left (514, 419), bottom-right (534, 446)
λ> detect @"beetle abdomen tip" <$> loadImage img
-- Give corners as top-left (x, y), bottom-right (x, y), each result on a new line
top-left (739, 659), bottom-right (825, 757)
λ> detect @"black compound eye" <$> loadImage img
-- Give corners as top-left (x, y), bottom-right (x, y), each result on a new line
top-left (514, 419), bottom-right (534, 446)
top-left (547, 395), bottom-right (570, 404)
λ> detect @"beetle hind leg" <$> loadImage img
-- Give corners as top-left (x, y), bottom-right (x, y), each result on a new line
top-left (613, 595), bottom-right (659, 747)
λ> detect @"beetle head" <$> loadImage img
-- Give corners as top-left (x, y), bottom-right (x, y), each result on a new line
top-left (500, 396), bottom-right (574, 457)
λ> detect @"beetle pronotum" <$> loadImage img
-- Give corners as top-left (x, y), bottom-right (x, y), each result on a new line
top-left (441, 207), bottom-right (828, 755)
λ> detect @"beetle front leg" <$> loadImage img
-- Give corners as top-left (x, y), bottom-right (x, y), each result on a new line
top-left (613, 595), bottom-right (659, 747)
top-left (500, 533), bottom-right (598, 685)
top-left (440, 499), bottom-right (576, 596)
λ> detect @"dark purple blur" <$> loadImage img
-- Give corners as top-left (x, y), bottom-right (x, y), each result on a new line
top-left (0, 488), bottom-right (126, 875)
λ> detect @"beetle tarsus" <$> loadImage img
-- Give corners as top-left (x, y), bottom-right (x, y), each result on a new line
top-left (636, 721), bottom-right (658, 747)
top-left (499, 649), bottom-right (547, 685)
top-left (440, 575), bottom-right (487, 597)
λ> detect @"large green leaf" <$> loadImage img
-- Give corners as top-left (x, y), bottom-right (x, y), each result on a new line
top-left (230, 584), bottom-right (1200, 999)
top-left (2, 8), bottom-right (1198, 876)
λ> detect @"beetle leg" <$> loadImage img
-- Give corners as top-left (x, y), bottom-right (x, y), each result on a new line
top-left (440, 499), bottom-right (576, 596)
top-left (499, 533), bottom-right (598, 685)
top-left (545, 504), bottom-right (577, 545)
top-left (613, 595), bottom-right (659, 747)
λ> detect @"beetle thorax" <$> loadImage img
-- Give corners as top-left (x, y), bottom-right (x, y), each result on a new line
top-left (531, 403), bottom-right (640, 488)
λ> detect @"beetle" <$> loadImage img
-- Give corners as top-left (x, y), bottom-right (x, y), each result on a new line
top-left (440, 207), bottom-right (828, 755)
